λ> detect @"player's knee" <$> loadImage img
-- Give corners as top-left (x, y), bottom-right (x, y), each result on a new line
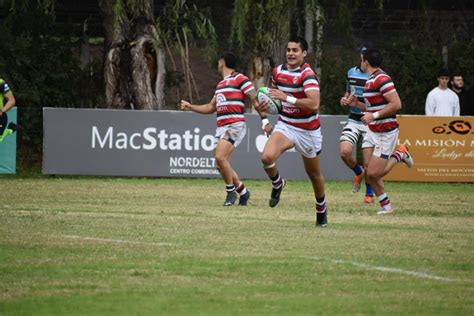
top-left (339, 147), bottom-right (352, 160)
top-left (214, 153), bottom-right (227, 166)
top-left (366, 169), bottom-right (379, 181)
top-left (261, 153), bottom-right (275, 167)
top-left (262, 162), bottom-right (276, 169)
top-left (307, 170), bottom-right (324, 183)
top-left (261, 158), bottom-right (276, 169)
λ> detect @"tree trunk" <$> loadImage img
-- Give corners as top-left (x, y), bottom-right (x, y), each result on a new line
top-left (268, 20), bottom-right (289, 66)
top-left (442, 45), bottom-right (448, 69)
top-left (248, 55), bottom-right (272, 113)
top-left (99, 0), bottom-right (165, 110)
top-left (314, 5), bottom-right (324, 77)
top-left (305, 5), bottom-right (314, 53)
top-left (246, 6), bottom-right (289, 113)
top-left (80, 19), bottom-right (91, 70)
top-left (249, 55), bottom-right (272, 89)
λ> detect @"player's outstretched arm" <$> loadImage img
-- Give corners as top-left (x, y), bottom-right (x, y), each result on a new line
top-left (180, 97), bottom-right (216, 114)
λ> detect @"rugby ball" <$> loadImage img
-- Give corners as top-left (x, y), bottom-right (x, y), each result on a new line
top-left (256, 87), bottom-right (282, 115)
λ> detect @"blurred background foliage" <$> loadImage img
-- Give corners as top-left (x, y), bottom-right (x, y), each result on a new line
top-left (0, 0), bottom-right (473, 164)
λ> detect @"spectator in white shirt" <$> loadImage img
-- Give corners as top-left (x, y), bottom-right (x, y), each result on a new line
top-left (425, 69), bottom-right (460, 116)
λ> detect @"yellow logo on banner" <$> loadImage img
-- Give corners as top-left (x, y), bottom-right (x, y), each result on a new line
top-left (432, 120), bottom-right (473, 135)
top-left (387, 116), bottom-right (474, 183)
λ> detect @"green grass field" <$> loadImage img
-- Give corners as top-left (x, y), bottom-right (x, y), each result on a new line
top-left (0, 176), bottom-right (473, 315)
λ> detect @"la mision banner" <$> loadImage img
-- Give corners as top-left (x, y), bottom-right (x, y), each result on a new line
top-left (43, 108), bottom-right (355, 180)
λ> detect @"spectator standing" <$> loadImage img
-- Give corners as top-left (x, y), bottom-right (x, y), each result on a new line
top-left (466, 84), bottom-right (474, 116)
top-left (450, 73), bottom-right (472, 116)
top-left (425, 69), bottom-right (460, 116)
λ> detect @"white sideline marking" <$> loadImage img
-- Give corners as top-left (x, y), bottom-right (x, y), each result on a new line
top-left (304, 256), bottom-right (458, 282)
top-left (63, 235), bottom-right (172, 247)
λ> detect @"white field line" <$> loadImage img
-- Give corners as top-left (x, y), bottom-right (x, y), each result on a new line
top-left (304, 256), bottom-right (458, 282)
top-left (58, 238), bottom-right (460, 282)
top-left (63, 235), bottom-right (172, 247)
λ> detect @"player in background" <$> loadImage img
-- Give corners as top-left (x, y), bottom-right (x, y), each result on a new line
top-left (0, 78), bottom-right (19, 142)
top-left (255, 36), bottom-right (328, 227)
top-left (181, 53), bottom-right (256, 207)
top-left (341, 48), bottom-right (413, 215)
top-left (339, 48), bottom-right (374, 203)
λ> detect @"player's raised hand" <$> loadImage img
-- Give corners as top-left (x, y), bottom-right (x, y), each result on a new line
top-left (340, 95), bottom-right (356, 106)
top-left (180, 100), bottom-right (191, 110)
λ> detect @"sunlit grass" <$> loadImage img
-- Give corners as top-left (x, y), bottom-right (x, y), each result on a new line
top-left (0, 177), bottom-right (473, 315)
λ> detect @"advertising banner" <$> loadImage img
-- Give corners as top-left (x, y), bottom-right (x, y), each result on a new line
top-left (0, 107), bottom-right (17, 174)
top-left (43, 108), bottom-right (354, 180)
top-left (386, 115), bottom-right (474, 182)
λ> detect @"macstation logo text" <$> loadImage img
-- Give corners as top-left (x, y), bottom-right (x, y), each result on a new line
top-left (91, 126), bottom-right (215, 151)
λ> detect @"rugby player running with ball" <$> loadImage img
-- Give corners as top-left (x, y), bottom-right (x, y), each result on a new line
top-left (255, 36), bottom-right (328, 227)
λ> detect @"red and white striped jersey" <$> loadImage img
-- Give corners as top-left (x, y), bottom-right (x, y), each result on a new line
top-left (214, 71), bottom-right (254, 127)
top-left (363, 69), bottom-right (399, 132)
top-left (271, 63), bottom-right (320, 130)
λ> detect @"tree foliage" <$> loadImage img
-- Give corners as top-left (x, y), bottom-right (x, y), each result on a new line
top-left (0, 0), bottom-right (102, 152)
top-left (156, 0), bottom-right (217, 103)
top-left (320, 3), bottom-right (474, 115)
top-left (230, 0), bottom-right (297, 65)
top-left (1, 0), bottom-right (473, 162)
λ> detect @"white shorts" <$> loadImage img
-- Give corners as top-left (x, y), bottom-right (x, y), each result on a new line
top-left (365, 128), bottom-right (399, 159)
top-left (340, 120), bottom-right (371, 148)
top-left (215, 121), bottom-right (246, 148)
top-left (274, 122), bottom-right (322, 158)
